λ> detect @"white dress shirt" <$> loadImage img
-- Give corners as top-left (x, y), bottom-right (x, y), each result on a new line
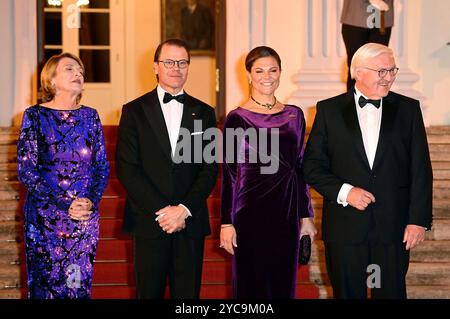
top-left (156, 85), bottom-right (191, 217)
top-left (157, 85), bottom-right (184, 157)
top-left (337, 87), bottom-right (383, 206)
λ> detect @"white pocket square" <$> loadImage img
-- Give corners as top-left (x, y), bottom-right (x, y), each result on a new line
top-left (191, 131), bottom-right (204, 136)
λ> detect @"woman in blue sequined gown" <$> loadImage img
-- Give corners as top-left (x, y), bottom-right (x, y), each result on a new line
top-left (17, 53), bottom-right (110, 298)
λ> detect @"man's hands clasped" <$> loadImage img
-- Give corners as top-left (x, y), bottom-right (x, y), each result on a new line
top-left (155, 205), bottom-right (188, 234)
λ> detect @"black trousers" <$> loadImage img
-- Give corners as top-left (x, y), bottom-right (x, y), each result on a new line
top-left (324, 241), bottom-right (410, 299)
top-left (342, 24), bottom-right (392, 91)
top-left (133, 232), bottom-right (205, 299)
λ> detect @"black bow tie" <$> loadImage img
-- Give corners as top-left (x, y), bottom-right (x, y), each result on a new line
top-left (358, 95), bottom-right (381, 108)
top-left (163, 92), bottom-right (185, 104)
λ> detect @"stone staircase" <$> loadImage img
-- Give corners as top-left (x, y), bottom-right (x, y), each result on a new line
top-left (308, 126), bottom-right (450, 298)
top-left (0, 125), bottom-right (449, 299)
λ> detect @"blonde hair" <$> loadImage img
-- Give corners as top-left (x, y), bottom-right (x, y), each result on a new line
top-left (350, 43), bottom-right (394, 79)
top-left (38, 52), bottom-right (85, 103)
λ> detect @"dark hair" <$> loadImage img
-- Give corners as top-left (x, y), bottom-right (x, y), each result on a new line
top-left (245, 46), bottom-right (282, 72)
top-left (154, 38), bottom-right (191, 62)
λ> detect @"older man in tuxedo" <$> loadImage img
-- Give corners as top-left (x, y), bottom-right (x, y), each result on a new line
top-left (116, 38), bottom-right (218, 298)
top-left (303, 43), bottom-right (432, 299)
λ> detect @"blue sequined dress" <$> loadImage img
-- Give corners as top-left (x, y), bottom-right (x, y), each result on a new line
top-left (17, 105), bottom-right (110, 299)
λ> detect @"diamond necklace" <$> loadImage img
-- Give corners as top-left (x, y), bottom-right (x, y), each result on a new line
top-left (250, 95), bottom-right (277, 110)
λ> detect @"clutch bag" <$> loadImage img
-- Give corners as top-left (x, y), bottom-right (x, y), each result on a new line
top-left (298, 235), bottom-right (311, 265)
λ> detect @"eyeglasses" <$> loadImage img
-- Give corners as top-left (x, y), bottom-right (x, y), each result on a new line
top-left (158, 59), bottom-right (190, 69)
top-left (362, 67), bottom-right (399, 78)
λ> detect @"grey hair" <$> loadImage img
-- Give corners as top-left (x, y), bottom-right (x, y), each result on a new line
top-left (350, 43), bottom-right (395, 79)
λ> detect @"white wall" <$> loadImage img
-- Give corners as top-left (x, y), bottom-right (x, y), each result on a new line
top-left (0, 0), bottom-right (15, 126)
top-left (225, 0), bottom-right (305, 110)
top-left (407, 0), bottom-right (450, 125)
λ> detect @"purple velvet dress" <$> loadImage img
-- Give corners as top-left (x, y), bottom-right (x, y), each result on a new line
top-left (220, 105), bottom-right (314, 299)
top-left (17, 105), bottom-right (110, 299)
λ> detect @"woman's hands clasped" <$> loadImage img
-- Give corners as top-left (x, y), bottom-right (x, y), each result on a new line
top-left (68, 197), bottom-right (93, 221)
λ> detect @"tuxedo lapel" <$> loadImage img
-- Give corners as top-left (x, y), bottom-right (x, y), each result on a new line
top-left (174, 93), bottom-right (202, 155)
top-left (179, 94), bottom-right (197, 133)
top-left (342, 92), bottom-right (371, 171)
top-left (141, 90), bottom-right (172, 160)
top-left (372, 92), bottom-right (397, 171)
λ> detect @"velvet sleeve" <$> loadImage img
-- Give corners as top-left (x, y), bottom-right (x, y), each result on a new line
top-left (220, 112), bottom-right (242, 225)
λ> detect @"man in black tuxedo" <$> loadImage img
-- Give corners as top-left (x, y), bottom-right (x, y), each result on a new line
top-left (303, 43), bottom-right (432, 299)
top-left (116, 39), bottom-right (218, 298)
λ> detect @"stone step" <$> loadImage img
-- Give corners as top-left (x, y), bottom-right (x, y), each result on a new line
top-left (0, 190), bottom-right (19, 201)
top-left (0, 289), bottom-right (21, 299)
top-left (0, 127), bottom-right (19, 134)
top-left (0, 181), bottom-right (20, 192)
top-left (0, 171), bottom-right (18, 182)
top-left (432, 162), bottom-right (450, 170)
top-left (407, 285), bottom-right (450, 299)
top-left (0, 210), bottom-right (20, 222)
top-left (0, 152), bottom-right (17, 163)
top-left (0, 242), bottom-right (21, 265)
top-left (0, 163), bottom-right (17, 171)
top-left (0, 276), bottom-right (20, 291)
top-left (430, 145), bottom-right (450, 161)
top-left (428, 136), bottom-right (450, 144)
top-left (434, 199), bottom-right (450, 218)
top-left (0, 262), bottom-right (21, 290)
top-left (434, 180), bottom-right (450, 188)
top-left (0, 200), bottom-right (20, 212)
top-left (0, 144), bottom-right (17, 153)
top-left (0, 221), bottom-right (21, 242)
top-left (0, 264), bottom-right (20, 279)
top-left (410, 240), bottom-right (450, 262)
top-left (309, 263), bottom-right (329, 285)
top-left (433, 169), bottom-right (450, 180)
top-left (316, 284), bottom-right (333, 299)
top-left (426, 220), bottom-right (450, 240)
top-left (406, 262), bottom-right (450, 285)
top-left (433, 187), bottom-right (450, 199)
top-left (0, 134), bottom-right (18, 145)
top-left (427, 126), bottom-right (450, 133)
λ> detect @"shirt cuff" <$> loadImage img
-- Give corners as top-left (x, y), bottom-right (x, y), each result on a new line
top-left (179, 204), bottom-right (192, 218)
top-left (337, 183), bottom-right (354, 207)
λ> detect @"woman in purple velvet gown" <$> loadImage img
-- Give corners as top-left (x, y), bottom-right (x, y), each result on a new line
top-left (17, 53), bottom-right (109, 298)
top-left (220, 46), bottom-right (317, 299)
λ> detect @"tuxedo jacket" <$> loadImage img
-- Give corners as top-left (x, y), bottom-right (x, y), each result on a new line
top-left (116, 89), bottom-right (218, 238)
top-left (303, 90), bottom-right (433, 244)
